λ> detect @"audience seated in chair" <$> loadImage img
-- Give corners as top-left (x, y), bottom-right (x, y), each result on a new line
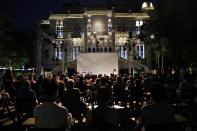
top-left (86, 86), bottom-right (121, 131)
top-left (0, 90), bottom-right (14, 119)
top-left (62, 79), bottom-right (88, 120)
top-left (15, 80), bottom-right (37, 120)
top-left (177, 73), bottom-right (195, 106)
top-left (136, 82), bottom-right (176, 131)
top-left (33, 78), bottom-right (72, 131)
top-left (2, 69), bottom-right (15, 102)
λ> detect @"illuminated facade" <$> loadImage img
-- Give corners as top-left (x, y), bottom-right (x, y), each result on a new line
top-left (35, 5), bottom-right (154, 74)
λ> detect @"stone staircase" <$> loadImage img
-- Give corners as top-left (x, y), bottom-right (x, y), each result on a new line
top-left (51, 64), bottom-right (61, 75)
top-left (131, 60), bottom-right (151, 73)
top-left (119, 56), bottom-right (151, 73)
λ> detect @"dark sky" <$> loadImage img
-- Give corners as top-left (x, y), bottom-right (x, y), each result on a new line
top-left (0, 0), bottom-right (157, 30)
top-left (0, 0), bottom-right (110, 30)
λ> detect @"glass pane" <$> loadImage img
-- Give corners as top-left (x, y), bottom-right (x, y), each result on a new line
top-left (104, 47), bottom-right (107, 52)
top-left (119, 45), bottom-right (121, 51)
top-left (88, 48), bottom-right (91, 52)
top-left (60, 52), bottom-right (63, 59)
top-left (123, 51), bottom-right (126, 58)
top-left (141, 51), bottom-right (143, 58)
top-left (93, 48), bottom-right (95, 52)
top-left (137, 46), bottom-right (139, 51)
top-left (109, 47), bottom-right (112, 52)
top-left (45, 49), bottom-right (49, 59)
top-left (141, 46), bottom-right (143, 51)
top-left (137, 51), bottom-right (140, 57)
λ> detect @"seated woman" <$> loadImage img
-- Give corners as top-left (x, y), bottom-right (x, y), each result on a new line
top-left (34, 78), bottom-right (72, 130)
top-left (85, 86), bottom-right (121, 131)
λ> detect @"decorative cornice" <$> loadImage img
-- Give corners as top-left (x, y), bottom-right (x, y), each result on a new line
top-left (49, 14), bottom-right (84, 19)
top-left (115, 13), bottom-right (150, 19)
top-left (85, 10), bottom-right (112, 16)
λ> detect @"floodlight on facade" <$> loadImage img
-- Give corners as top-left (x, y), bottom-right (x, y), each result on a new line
top-left (150, 34), bottom-right (155, 39)
top-left (94, 22), bottom-right (103, 32)
top-left (142, 2), bottom-right (148, 9)
top-left (142, 1), bottom-right (154, 10)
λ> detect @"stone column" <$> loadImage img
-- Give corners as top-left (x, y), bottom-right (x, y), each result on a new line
top-left (36, 36), bottom-right (43, 76)
top-left (61, 45), bottom-right (65, 74)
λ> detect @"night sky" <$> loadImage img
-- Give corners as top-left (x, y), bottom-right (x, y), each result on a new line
top-left (0, 0), bottom-right (158, 30)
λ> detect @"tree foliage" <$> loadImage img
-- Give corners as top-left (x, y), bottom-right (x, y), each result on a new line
top-left (0, 29), bottom-right (33, 68)
top-left (157, 0), bottom-right (197, 66)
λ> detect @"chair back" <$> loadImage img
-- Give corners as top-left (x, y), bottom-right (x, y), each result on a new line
top-left (15, 97), bottom-right (36, 113)
top-left (29, 128), bottom-right (65, 131)
top-left (145, 123), bottom-right (179, 131)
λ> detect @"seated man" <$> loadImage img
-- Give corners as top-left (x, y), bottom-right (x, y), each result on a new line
top-left (16, 80), bottom-right (37, 116)
top-left (0, 90), bottom-right (11, 111)
top-left (62, 80), bottom-right (88, 119)
top-left (137, 82), bottom-right (176, 131)
top-left (34, 78), bottom-right (72, 130)
top-left (177, 73), bottom-right (195, 103)
top-left (86, 86), bottom-right (122, 131)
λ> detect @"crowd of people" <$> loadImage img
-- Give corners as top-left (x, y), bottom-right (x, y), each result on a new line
top-left (0, 68), bottom-right (197, 131)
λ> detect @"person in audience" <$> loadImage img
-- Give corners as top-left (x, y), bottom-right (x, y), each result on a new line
top-left (136, 82), bottom-right (176, 130)
top-left (0, 89), bottom-right (11, 107)
top-left (0, 71), bottom-right (4, 91)
top-left (58, 82), bottom-right (66, 103)
top-left (194, 74), bottom-right (197, 103)
top-left (2, 70), bottom-right (15, 102)
top-left (28, 74), bottom-right (37, 89)
top-left (36, 75), bottom-right (45, 103)
top-left (86, 86), bottom-right (121, 131)
top-left (176, 72), bottom-right (195, 103)
top-left (34, 78), bottom-right (72, 130)
top-left (62, 79), bottom-right (88, 119)
top-left (113, 76), bottom-right (124, 99)
top-left (76, 75), bottom-right (86, 93)
top-left (15, 80), bottom-right (37, 117)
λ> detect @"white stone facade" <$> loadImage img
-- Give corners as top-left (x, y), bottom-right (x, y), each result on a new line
top-left (35, 7), bottom-right (150, 75)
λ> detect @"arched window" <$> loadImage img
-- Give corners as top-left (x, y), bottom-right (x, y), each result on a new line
top-left (119, 45), bottom-right (127, 59)
top-left (136, 43), bottom-right (144, 58)
top-left (136, 20), bottom-right (143, 35)
top-left (73, 46), bottom-right (80, 60)
top-left (56, 20), bottom-right (63, 39)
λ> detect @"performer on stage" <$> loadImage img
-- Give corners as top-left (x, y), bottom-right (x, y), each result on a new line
top-left (113, 68), bottom-right (117, 75)
top-left (85, 69), bottom-right (89, 75)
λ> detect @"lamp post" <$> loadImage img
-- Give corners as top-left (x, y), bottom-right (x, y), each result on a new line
top-left (148, 34), bottom-right (155, 70)
top-left (161, 37), bottom-right (167, 72)
top-left (61, 42), bottom-right (65, 74)
top-left (125, 40), bottom-right (131, 74)
top-left (125, 39), bottom-right (136, 74)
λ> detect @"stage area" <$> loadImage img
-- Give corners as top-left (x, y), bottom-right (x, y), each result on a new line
top-left (77, 53), bottom-right (118, 75)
